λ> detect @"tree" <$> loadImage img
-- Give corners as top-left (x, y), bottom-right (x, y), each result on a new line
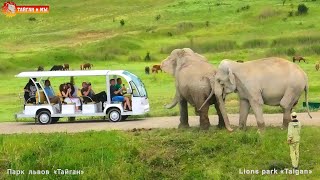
top-left (297, 4), bottom-right (308, 15)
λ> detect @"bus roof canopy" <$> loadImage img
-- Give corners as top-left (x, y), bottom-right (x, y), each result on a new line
top-left (15, 70), bottom-right (126, 78)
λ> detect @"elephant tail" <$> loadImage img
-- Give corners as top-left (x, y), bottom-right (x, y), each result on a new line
top-left (199, 77), bottom-right (215, 111)
top-left (305, 82), bottom-right (312, 119)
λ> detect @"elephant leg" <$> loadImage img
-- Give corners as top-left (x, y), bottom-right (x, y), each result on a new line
top-left (194, 107), bottom-right (199, 116)
top-left (178, 99), bottom-right (189, 128)
top-left (214, 102), bottom-right (225, 129)
top-left (249, 100), bottom-right (265, 131)
top-left (280, 90), bottom-right (300, 128)
top-left (239, 99), bottom-right (250, 130)
top-left (199, 105), bottom-right (210, 130)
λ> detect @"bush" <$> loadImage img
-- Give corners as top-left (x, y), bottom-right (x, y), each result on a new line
top-left (286, 47), bottom-right (296, 56)
top-left (144, 52), bottom-right (151, 61)
top-left (288, 11), bottom-right (294, 17)
top-left (128, 54), bottom-right (142, 62)
top-left (259, 8), bottom-right (280, 19)
top-left (28, 17), bottom-right (36, 21)
top-left (297, 4), bottom-right (308, 15)
top-left (242, 39), bottom-right (269, 49)
top-left (155, 14), bottom-right (161, 21)
top-left (205, 21), bottom-right (209, 27)
top-left (120, 19), bottom-right (125, 26)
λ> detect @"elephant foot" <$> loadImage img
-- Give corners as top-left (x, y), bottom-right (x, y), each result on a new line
top-left (257, 128), bottom-right (265, 134)
top-left (178, 123), bottom-right (190, 129)
top-left (200, 123), bottom-right (210, 130)
top-left (239, 125), bottom-right (247, 131)
top-left (217, 123), bottom-right (226, 129)
top-left (281, 124), bottom-right (289, 130)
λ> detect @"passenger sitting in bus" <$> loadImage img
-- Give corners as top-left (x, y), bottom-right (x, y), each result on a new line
top-left (115, 78), bottom-right (126, 94)
top-left (59, 83), bottom-right (81, 112)
top-left (43, 80), bottom-right (61, 105)
top-left (81, 82), bottom-right (107, 104)
top-left (69, 82), bottom-right (80, 98)
top-left (110, 79), bottom-right (132, 111)
top-left (66, 82), bottom-right (77, 97)
top-left (24, 78), bottom-right (37, 103)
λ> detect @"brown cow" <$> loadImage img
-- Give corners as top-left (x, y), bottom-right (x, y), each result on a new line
top-left (63, 64), bottom-right (69, 70)
top-left (152, 64), bottom-right (162, 73)
top-left (292, 56), bottom-right (307, 63)
top-left (316, 63), bottom-right (320, 71)
top-left (80, 63), bottom-right (93, 70)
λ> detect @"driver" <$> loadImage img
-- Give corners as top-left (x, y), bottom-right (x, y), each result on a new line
top-left (110, 79), bottom-right (131, 111)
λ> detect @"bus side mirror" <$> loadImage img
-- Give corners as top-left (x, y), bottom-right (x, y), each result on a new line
top-left (126, 88), bottom-right (132, 94)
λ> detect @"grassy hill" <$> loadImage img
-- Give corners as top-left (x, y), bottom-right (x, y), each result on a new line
top-left (1, 0), bottom-right (320, 121)
top-left (1, 127), bottom-right (320, 179)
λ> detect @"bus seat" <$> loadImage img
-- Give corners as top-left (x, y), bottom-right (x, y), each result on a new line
top-left (35, 91), bottom-right (46, 104)
top-left (56, 91), bottom-right (64, 102)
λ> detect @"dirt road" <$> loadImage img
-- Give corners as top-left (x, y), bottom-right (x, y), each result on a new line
top-left (0, 112), bottom-right (319, 134)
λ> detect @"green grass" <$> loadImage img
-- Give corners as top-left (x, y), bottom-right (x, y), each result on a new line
top-left (1, 0), bottom-right (320, 121)
top-left (1, 127), bottom-right (319, 179)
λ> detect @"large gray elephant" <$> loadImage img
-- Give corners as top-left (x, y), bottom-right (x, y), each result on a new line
top-left (200, 57), bottom-right (312, 130)
top-left (161, 48), bottom-right (233, 131)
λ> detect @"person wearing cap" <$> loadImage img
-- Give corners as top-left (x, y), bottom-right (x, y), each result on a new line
top-left (287, 112), bottom-right (301, 169)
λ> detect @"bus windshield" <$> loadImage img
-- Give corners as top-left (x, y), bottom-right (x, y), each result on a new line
top-left (123, 71), bottom-right (148, 97)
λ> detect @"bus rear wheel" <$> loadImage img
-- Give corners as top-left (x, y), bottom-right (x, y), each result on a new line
top-left (37, 110), bottom-right (52, 125)
top-left (108, 108), bottom-right (121, 122)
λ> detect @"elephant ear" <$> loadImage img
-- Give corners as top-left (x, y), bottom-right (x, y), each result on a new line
top-left (176, 49), bottom-right (188, 70)
top-left (228, 68), bottom-right (235, 85)
top-left (177, 49), bottom-right (186, 58)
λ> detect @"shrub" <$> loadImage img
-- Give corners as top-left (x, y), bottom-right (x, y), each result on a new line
top-left (242, 39), bottom-right (269, 49)
top-left (144, 52), bottom-right (151, 61)
top-left (167, 32), bottom-right (173, 36)
top-left (120, 19), bottom-right (125, 26)
top-left (28, 17), bottom-right (36, 21)
top-left (286, 47), bottom-right (296, 56)
top-left (288, 11), bottom-right (294, 17)
top-left (259, 8), bottom-right (280, 19)
top-left (128, 54), bottom-right (142, 62)
top-left (297, 4), bottom-right (308, 15)
top-left (155, 14), bottom-right (161, 21)
top-left (195, 40), bottom-right (238, 53)
top-left (205, 21), bottom-right (209, 27)
top-left (104, 53), bottom-right (116, 61)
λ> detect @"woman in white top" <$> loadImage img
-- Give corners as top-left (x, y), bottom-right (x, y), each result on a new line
top-left (59, 84), bottom-right (81, 111)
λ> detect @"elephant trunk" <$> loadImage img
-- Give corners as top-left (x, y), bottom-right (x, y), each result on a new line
top-left (216, 95), bottom-right (233, 132)
top-left (199, 77), bottom-right (233, 132)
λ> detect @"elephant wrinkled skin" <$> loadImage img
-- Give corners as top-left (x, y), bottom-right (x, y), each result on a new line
top-left (201, 57), bottom-right (312, 130)
top-left (161, 48), bottom-right (233, 131)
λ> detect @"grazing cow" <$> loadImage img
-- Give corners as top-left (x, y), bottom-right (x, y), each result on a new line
top-left (316, 63), bottom-right (320, 71)
top-left (292, 56), bottom-right (307, 63)
top-left (152, 64), bottom-right (162, 73)
top-left (145, 66), bottom-right (150, 74)
top-left (236, 60), bottom-right (244, 63)
top-left (37, 66), bottom-right (44, 71)
top-left (50, 65), bottom-right (64, 71)
top-left (63, 64), bottom-right (69, 70)
top-left (80, 63), bottom-right (93, 70)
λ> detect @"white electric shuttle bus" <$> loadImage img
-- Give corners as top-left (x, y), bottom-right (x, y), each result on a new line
top-left (15, 70), bottom-right (149, 124)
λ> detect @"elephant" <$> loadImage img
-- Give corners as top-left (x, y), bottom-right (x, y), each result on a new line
top-left (200, 57), bottom-right (312, 130)
top-left (161, 48), bottom-right (233, 131)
